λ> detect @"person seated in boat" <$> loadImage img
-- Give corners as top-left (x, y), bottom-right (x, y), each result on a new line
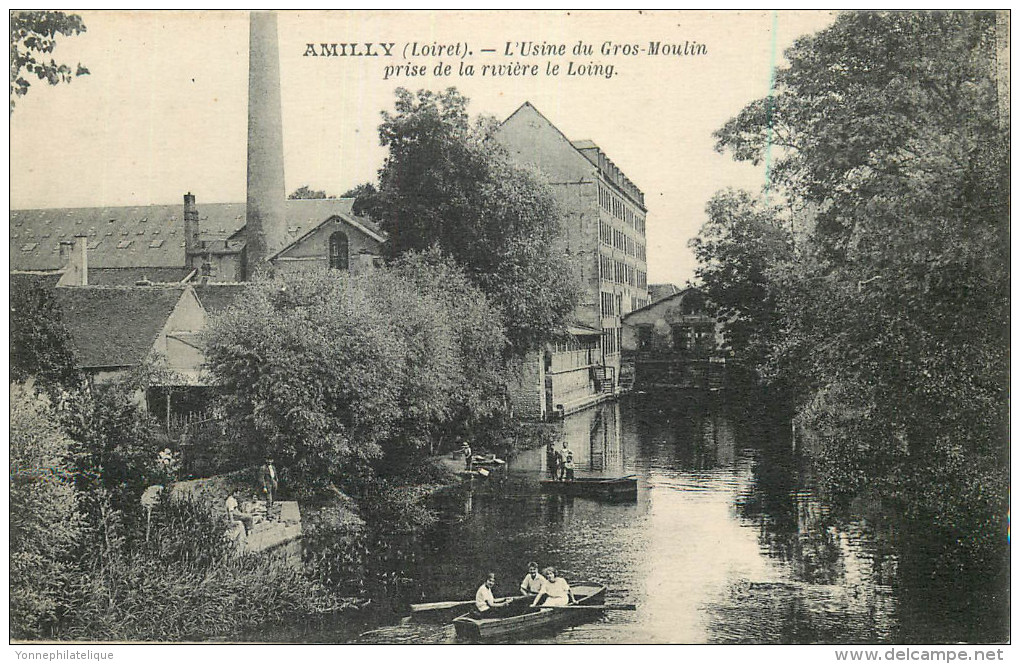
top-left (531, 567), bottom-right (575, 607)
top-left (475, 572), bottom-right (513, 615)
top-left (520, 561), bottom-right (547, 596)
top-left (563, 451), bottom-right (575, 482)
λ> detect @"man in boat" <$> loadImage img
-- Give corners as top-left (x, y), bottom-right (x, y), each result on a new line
top-left (531, 567), bottom-right (575, 607)
top-left (520, 561), bottom-right (547, 596)
top-left (475, 572), bottom-right (513, 615)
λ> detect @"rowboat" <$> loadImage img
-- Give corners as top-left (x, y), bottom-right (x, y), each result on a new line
top-left (471, 454), bottom-right (506, 470)
top-left (539, 476), bottom-right (637, 501)
top-left (452, 583), bottom-right (607, 641)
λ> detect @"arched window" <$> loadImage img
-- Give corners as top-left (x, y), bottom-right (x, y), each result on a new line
top-left (328, 231), bottom-right (349, 270)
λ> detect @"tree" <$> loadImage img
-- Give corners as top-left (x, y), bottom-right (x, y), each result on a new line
top-left (689, 189), bottom-right (792, 375)
top-left (707, 11), bottom-right (1008, 575)
top-left (10, 279), bottom-right (81, 389)
top-left (10, 11), bottom-right (89, 113)
top-left (342, 183), bottom-right (376, 199)
top-left (288, 185), bottom-right (332, 200)
top-left (202, 256), bottom-right (507, 490)
top-left (10, 382), bottom-right (83, 638)
top-left (356, 88), bottom-right (581, 354)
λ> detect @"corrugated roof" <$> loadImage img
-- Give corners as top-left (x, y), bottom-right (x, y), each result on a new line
top-left (53, 285), bottom-right (187, 369)
top-left (10, 199), bottom-right (383, 272)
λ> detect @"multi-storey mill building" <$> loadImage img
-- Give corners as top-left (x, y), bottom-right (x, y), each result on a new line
top-left (494, 102), bottom-right (650, 420)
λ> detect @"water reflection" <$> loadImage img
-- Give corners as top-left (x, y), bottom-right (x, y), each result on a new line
top-left (351, 396), bottom-right (998, 644)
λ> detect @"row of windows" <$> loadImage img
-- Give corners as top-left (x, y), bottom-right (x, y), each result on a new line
top-left (636, 323), bottom-right (715, 352)
top-left (598, 219), bottom-right (647, 259)
top-left (602, 327), bottom-right (622, 355)
top-left (630, 295), bottom-right (650, 311)
top-left (600, 292), bottom-right (615, 318)
top-left (598, 255), bottom-right (647, 289)
top-left (598, 183), bottom-right (646, 234)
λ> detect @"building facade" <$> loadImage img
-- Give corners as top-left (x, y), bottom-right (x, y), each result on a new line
top-left (621, 287), bottom-right (727, 391)
top-left (494, 102), bottom-right (650, 419)
top-left (11, 195), bottom-right (384, 285)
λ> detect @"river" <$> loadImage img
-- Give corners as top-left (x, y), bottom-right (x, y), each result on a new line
top-left (348, 395), bottom-right (1005, 644)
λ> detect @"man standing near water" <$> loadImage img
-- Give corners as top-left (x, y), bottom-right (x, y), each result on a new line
top-left (546, 442), bottom-right (558, 479)
top-left (259, 457), bottom-right (278, 516)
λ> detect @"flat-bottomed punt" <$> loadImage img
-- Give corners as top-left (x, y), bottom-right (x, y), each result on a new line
top-left (452, 583), bottom-right (607, 641)
top-left (539, 476), bottom-right (637, 500)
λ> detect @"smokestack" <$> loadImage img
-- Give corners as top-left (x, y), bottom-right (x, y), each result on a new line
top-left (184, 192), bottom-right (199, 269)
top-left (245, 11), bottom-right (287, 277)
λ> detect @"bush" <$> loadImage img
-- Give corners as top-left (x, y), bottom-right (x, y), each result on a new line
top-left (10, 383), bottom-right (83, 639)
top-left (57, 496), bottom-right (337, 641)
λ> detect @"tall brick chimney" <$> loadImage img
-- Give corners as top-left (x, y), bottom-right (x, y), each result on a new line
top-left (245, 11), bottom-right (287, 276)
top-left (184, 192), bottom-right (200, 269)
top-left (57, 235), bottom-right (89, 286)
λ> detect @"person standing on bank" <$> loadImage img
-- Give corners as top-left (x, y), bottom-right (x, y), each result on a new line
top-left (563, 451), bottom-right (575, 482)
top-left (520, 561), bottom-right (547, 596)
top-left (259, 457), bottom-right (278, 516)
top-left (545, 441), bottom-right (558, 479)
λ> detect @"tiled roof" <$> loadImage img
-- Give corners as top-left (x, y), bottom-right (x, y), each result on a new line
top-left (10, 198), bottom-right (383, 272)
top-left (193, 283), bottom-right (250, 314)
top-left (53, 285), bottom-right (187, 369)
top-left (10, 271), bottom-right (62, 291)
top-left (649, 283), bottom-right (682, 302)
top-left (87, 267), bottom-right (194, 286)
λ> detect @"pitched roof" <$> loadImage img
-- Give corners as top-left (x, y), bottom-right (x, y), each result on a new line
top-left (193, 283), bottom-right (250, 314)
top-left (648, 283), bottom-right (682, 302)
top-left (10, 271), bottom-right (62, 291)
top-left (10, 198), bottom-right (384, 272)
top-left (270, 206), bottom-right (386, 261)
top-left (499, 102), bottom-right (646, 209)
top-left (87, 267), bottom-right (194, 286)
top-left (53, 285), bottom-right (187, 369)
top-left (10, 204), bottom-right (242, 271)
top-left (623, 286), bottom-right (707, 320)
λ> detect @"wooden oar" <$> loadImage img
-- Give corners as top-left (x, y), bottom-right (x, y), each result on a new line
top-left (545, 604), bottom-right (637, 611)
top-left (410, 596), bottom-right (515, 613)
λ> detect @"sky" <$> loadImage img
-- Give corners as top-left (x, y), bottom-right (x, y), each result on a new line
top-left (10, 10), bottom-right (836, 286)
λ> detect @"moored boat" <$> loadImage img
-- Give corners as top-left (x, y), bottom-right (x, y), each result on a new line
top-left (539, 476), bottom-right (637, 500)
top-left (471, 454), bottom-right (506, 470)
top-left (452, 583), bottom-right (607, 641)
